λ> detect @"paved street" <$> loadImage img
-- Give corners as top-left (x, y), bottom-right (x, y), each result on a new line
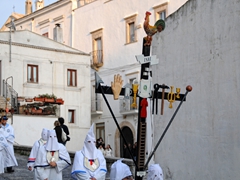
top-left (0, 153), bottom-right (72, 180)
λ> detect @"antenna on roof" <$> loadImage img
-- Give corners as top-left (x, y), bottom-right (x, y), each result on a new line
top-left (13, 5), bottom-right (15, 13)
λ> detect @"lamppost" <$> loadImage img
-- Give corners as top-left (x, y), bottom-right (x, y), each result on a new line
top-left (7, 18), bottom-right (16, 124)
top-left (9, 18), bottom-right (16, 62)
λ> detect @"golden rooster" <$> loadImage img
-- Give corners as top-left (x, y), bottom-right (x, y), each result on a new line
top-left (143, 11), bottom-right (165, 46)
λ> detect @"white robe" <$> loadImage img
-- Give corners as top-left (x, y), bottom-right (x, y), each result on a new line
top-left (27, 138), bottom-right (45, 170)
top-left (0, 131), bottom-right (8, 174)
top-left (0, 125), bottom-right (18, 168)
top-left (33, 143), bottom-right (71, 180)
top-left (71, 149), bottom-right (107, 180)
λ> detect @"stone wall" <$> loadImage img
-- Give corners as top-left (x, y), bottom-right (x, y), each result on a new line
top-left (151, 0), bottom-right (240, 179)
top-left (14, 145), bottom-right (135, 179)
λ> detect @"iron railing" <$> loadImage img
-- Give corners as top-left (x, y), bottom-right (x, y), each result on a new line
top-left (2, 79), bottom-right (18, 114)
top-left (91, 98), bottom-right (103, 112)
top-left (90, 50), bottom-right (103, 66)
top-left (119, 97), bottom-right (139, 113)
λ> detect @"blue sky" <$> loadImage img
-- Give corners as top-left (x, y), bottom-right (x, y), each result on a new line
top-left (0, 0), bottom-right (56, 27)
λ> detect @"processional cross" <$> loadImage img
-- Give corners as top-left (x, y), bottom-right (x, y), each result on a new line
top-left (95, 11), bottom-right (192, 180)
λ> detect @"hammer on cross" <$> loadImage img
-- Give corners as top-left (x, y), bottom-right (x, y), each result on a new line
top-left (159, 84), bottom-right (169, 115)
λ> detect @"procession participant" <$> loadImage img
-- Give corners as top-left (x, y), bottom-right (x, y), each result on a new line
top-left (58, 117), bottom-right (70, 146)
top-left (147, 164), bottom-right (164, 180)
top-left (110, 159), bottom-right (133, 180)
top-left (34, 130), bottom-right (71, 180)
top-left (0, 115), bottom-right (18, 173)
top-left (0, 132), bottom-right (7, 173)
top-left (71, 124), bottom-right (107, 180)
top-left (27, 128), bottom-right (48, 171)
top-left (0, 121), bottom-right (10, 174)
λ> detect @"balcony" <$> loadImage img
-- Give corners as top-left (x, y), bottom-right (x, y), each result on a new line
top-left (91, 98), bottom-right (103, 116)
top-left (90, 50), bottom-right (103, 71)
top-left (119, 98), bottom-right (138, 115)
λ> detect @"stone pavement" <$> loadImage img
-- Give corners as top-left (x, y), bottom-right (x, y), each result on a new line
top-left (0, 153), bottom-right (72, 180)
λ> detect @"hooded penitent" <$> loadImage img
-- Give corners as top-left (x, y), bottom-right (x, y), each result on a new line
top-left (82, 124), bottom-right (98, 159)
top-left (110, 159), bottom-right (132, 180)
top-left (41, 128), bottom-right (48, 142)
top-left (147, 164), bottom-right (163, 180)
top-left (45, 130), bottom-right (59, 151)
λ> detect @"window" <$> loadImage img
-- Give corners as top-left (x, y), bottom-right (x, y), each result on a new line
top-left (96, 123), bottom-right (105, 140)
top-left (67, 69), bottom-right (77, 87)
top-left (153, 2), bottom-right (168, 21)
top-left (128, 22), bottom-right (135, 43)
top-left (79, 0), bottom-right (97, 7)
top-left (94, 37), bottom-right (103, 64)
top-left (68, 109), bottom-right (75, 123)
top-left (27, 64), bottom-right (38, 83)
top-left (157, 10), bottom-right (166, 21)
top-left (124, 14), bottom-right (137, 44)
top-left (91, 28), bottom-right (103, 70)
top-left (42, 32), bottom-right (49, 37)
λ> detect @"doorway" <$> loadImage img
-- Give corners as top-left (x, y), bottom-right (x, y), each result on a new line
top-left (120, 126), bottom-right (133, 158)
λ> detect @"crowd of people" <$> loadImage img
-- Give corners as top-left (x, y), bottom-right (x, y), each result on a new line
top-left (96, 137), bottom-right (113, 157)
top-left (123, 142), bottom-right (138, 160)
top-left (0, 115), bottom-right (163, 180)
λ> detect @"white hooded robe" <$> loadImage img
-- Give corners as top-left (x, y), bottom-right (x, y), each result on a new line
top-left (147, 164), bottom-right (163, 180)
top-left (0, 130), bottom-right (9, 173)
top-left (110, 159), bottom-right (132, 180)
top-left (33, 130), bottom-right (71, 180)
top-left (0, 125), bottom-right (18, 169)
top-left (71, 124), bottom-right (107, 180)
top-left (27, 128), bottom-right (48, 170)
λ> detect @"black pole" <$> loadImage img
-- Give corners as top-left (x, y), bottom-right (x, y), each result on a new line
top-left (144, 90), bottom-right (189, 168)
top-left (98, 83), bottom-right (138, 169)
top-left (135, 38), bottom-right (150, 180)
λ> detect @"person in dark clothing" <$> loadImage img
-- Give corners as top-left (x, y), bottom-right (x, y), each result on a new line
top-left (54, 120), bottom-right (64, 145)
top-left (123, 143), bottom-right (132, 159)
top-left (58, 117), bottom-right (70, 145)
top-left (96, 137), bottom-right (105, 148)
top-left (132, 142), bottom-right (137, 161)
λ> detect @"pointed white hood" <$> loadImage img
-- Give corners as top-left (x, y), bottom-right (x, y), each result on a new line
top-left (45, 130), bottom-right (59, 151)
top-left (41, 128), bottom-right (48, 141)
top-left (82, 124), bottom-right (98, 159)
top-left (110, 159), bottom-right (132, 180)
top-left (147, 164), bottom-right (163, 180)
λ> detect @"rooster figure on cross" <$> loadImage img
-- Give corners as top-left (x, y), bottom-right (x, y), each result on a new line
top-left (143, 11), bottom-right (165, 46)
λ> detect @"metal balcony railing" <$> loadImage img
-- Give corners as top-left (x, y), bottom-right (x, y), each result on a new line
top-left (119, 97), bottom-right (139, 115)
top-left (91, 98), bottom-right (103, 112)
top-left (2, 79), bottom-right (18, 114)
top-left (90, 50), bottom-right (103, 67)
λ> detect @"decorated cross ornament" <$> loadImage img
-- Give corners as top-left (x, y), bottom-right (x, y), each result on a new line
top-left (94, 11), bottom-right (191, 180)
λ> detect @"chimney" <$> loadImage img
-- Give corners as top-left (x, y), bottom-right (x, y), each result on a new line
top-left (25, 0), bottom-right (32, 15)
top-left (53, 24), bottom-right (63, 43)
top-left (35, 0), bottom-right (44, 11)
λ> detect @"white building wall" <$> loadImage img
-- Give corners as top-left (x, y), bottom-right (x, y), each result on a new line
top-left (13, 1), bottom-right (72, 46)
top-left (0, 30), bottom-right (91, 152)
top-left (9, 115), bottom-right (90, 152)
top-left (151, 0), bottom-right (240, 179)
top-left (1, 0), bottom-right (189, 155)
top-left (73, 0), bottom-right (188, 156)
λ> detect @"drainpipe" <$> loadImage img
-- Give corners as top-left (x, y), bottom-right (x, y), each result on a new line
top-left (71, 10), bottom-right (75, 47)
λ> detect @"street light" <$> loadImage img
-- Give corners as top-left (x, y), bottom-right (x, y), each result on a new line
top-left (9, 18), bottom-right (16, 62)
